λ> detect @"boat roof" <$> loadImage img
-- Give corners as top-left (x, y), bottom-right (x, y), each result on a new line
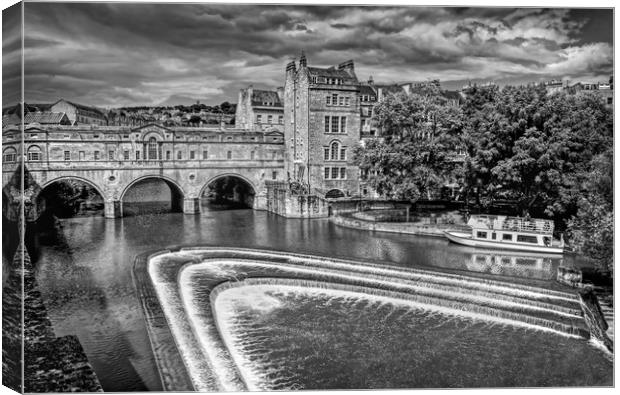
top-left (468, 215), bottom-right (554, 235)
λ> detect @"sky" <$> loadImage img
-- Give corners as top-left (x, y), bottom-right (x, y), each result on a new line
top-left (2, 2), bottom-right (614, 108)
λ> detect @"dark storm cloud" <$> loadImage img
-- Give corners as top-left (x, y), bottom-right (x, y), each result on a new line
top-left (6, 3), bottom-right (612, 108)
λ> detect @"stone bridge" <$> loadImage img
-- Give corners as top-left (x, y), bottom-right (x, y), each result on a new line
top-left (2, 123), bottom-right (286, 218)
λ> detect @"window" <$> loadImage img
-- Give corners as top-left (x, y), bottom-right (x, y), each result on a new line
top-left (331, 116), bottom-right (339, 133)
top-left (340, 167), bottom-right (346, 179)
top-left (331, 167), bottom-right (338, 179)
top-left (340, 148), bottom-right (346, 161)
top-left (267, 115), bottom-right (273, 123)
top-left (256, 114), bottom-right (262, 123)
top-left (136, 151), bottom-right (140, 160)
top-left (27, 146), bottom-right (42, 161)
top-left (332, 93), bottom-right (338, 104)
top-left (94, 151), bottom-right (100, 160)
top-left (123, 134), bottom-right (130, 139)
top-left (340, 116), bottom-right (347, 133)
top-left (330, 142), bottom-right (339, 160)
top-left (148, 137), bottom-right (158, 160)
top-left (124, 150), bottom-right (130, 160)
top-left (339, 96), bottom-right (344, 106)
top-left (492, 232), bottom-right (496, 240)
top-left (166, 151), bottom-right (171, 160)
top-left (516, 235), bottom-right (539, 244)
top-left (79, 151), bottom-right (85, 161)
top-left (190, 150), bottom-right (195, 160)
top-left (278, 115), bottom-right (283, 124)
top-left (608, 97), bottom-right (613, 105)
top-left (64, 151), bottom-right (71, 161)
top-left (108, 150), bottom-right (114, 160)
top-left (177, 151), bottom-right (182, 160)
top-left (227, 151), bottom-right (232, 159)
top-left (325, 116), bottom-right (330, 133)
top-left (502, 234), bottom-right (512, 241)
top-left (272, 171), bottom-right (277, 180)
top-left (324, 167), bottom-right (330, 179)
top-left (476, 231), bottom-right (487, 239)
top-left (3, 148), bottom-right (17, 163)
top-left (326, 96), bottom-right (331, 105)
top-left (324, 148), bottom-right (329, 160)
top-left (203, 150), bottom-right (208, 160)
top-left (345, 97), bottom-right (350, 106)
top-left (93, 134), bottom-right (99, 139)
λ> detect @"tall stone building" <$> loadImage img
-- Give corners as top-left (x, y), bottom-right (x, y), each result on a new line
top-left (284, 53), bottom-right (362, 198)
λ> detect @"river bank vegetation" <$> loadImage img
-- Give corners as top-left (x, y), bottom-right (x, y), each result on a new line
top-left (354, 84), bottom-right (613, 276)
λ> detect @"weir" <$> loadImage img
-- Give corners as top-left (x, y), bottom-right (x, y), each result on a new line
top-left (133, 247), bottom-right (604, 391)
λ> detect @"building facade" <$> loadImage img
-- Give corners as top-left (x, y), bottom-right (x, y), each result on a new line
top-left (235, 86), bottom-right (284, 133)
top-left (284, 53), bottom-right (362, 198)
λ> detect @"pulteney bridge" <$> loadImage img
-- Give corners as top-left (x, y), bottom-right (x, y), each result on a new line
top-left (2, 123), bottom-right (286, 218)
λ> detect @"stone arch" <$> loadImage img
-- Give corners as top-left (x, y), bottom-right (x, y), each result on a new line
top-left (199, 173), bottom-right (257, 197)
top-left (2, 147), bottom-right (18, 163)
top-left (38, 176), bottom-right (107, 217)
top-left (120, 174), bottom-right (186, 202)
top-left (26, 145), bottom-right (43, 161)
top-left (200, 173), bottom-right (257, 209)
top-left (325, 189), bottom-right (345, 199)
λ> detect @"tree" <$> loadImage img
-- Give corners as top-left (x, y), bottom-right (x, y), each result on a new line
top-left (353, 87), bottom-right (463, 201)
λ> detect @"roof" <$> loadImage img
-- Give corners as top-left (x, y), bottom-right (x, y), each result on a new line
top-left (23, 112), bottom-right (69, 124)
top-left (2, 113), bottom-right (21, 128)
top-left (307, 66), bottom-right (358, 83)
top-left (251, 90), bottom-right (282, 107)
top-left (359, 85), bottom-right (377, 96)
top-left (52, 99), bottom-right (106, 116)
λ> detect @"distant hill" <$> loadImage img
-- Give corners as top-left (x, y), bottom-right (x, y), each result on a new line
top-left (156, 95), bottom-right (202, 107)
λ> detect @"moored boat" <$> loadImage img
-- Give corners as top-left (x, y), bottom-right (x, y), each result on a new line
top-left (444, 215), bottom-right (565, 254)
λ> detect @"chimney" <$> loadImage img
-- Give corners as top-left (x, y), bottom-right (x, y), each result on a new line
top-left (368, 75), bottom-right (374, 85)
top-left (337, 59), bottom-right (356, 79)
top-left (286, 59), bottom-right (296, 73)
top-left (299, 50), bottom-right (307, 68)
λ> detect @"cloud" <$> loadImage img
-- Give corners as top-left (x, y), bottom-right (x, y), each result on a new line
top-left (3, 4), bottom-right (612, 107)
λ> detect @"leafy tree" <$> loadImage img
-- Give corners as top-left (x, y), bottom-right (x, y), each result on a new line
top-left (354, 87), bottom-right (463, 201)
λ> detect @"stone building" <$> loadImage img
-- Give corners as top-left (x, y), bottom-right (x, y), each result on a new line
top-left (51, 99), bottom-right (107, 126)
top-left (284, 53), bottom-right (362, 198)
top-left (235, 85), bottom-right (284, 133)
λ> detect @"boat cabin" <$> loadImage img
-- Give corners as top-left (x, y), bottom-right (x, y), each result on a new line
top-left (467, 215), bottom-right (558, 248)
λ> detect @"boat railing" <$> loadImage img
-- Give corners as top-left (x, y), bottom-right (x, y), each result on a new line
top-left (468, 215), bottom-right (554, 234)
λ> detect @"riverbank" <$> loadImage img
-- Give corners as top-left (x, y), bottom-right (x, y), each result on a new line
top-left (330, 212), bottom-right (469, 237)
top-left (2, 238), bottom-right (102, 392)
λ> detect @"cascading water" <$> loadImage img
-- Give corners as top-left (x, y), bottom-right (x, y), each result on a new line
top-left (138, 247), bottom-right (612, 391)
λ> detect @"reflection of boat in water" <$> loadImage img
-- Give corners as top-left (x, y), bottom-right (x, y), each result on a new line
top-left (466, 250), bottom-right (559, 280)
top-left (445, 215), bottom-right (565, 254)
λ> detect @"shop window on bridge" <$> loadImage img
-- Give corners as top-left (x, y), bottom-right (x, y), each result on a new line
top-left (202, 150), bottom-right (208, 160)
top-left (190, 150), bottom-right (195, 160)
top-left (79, 151), bottom-right (85, 161)
top-left (64, 151), bottom-right (71, 161)
top-left (177, 151), bottom-right (182, 160)
top-left (147, 137), bottom-right (158, 160)
top-left (124, 150), bottom-right (130, 160)
top-left (3, 148), bottom-right (17, 163)
top-left (166, 151), bottom-right (171, 160)
top-left (94, 151), bottom-right (100, 160)
top-left (136, 151), bottom-right (140, 160)
top-left (109, 151), bottom-right (114, 160)
top-left (27, 146), bottom-right (42, 161)
top-left (268, 115), bottom-right (273, 123)
top-left (272, 171), bottom-right (277, 180)
top-left (227, 151), bottom-right (232, 159)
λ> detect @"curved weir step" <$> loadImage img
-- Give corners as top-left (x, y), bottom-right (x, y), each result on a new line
top-left (137, 247), bottom-right (595, 392)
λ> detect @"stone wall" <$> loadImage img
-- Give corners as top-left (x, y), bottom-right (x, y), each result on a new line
top-left (265, 182), bottom-right (328, 218)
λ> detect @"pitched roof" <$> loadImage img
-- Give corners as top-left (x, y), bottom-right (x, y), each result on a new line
top-left (2, 113), bottom-right (21, 128)
top-left (24, 111), bottom-right (69, 124)
top-left (251, 90), bottom-right (282, 107)
top-left (52, 99), bottom-right (106, 116)
top-left (307, 66), bottom-right (358, 83)
top-left (359, 85), bottom-right (377, 96)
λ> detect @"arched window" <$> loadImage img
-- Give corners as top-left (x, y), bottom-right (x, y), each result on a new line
top-left (147, 137), bottom-right (158, 160)
top-left (325, 141), bottom-right (345, 161)
top-left (3, 147), bottom-right (17, 163)
top-left (27, 145), bottom-right (42, 161)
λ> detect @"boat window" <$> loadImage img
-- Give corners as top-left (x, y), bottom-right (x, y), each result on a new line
top-left (516, 235), bottom-right (538, 244)
top-left (501, 257), bottom-right (512, 264)
top-left (502, 234), bottom-right (512, 241)
top-left (543, 237), bottom-right (551, 246)
top-left (476, 231), bottom-right (487, 239)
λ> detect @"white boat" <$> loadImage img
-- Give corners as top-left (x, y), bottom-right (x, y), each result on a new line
top-left (444, 214), bottom-right (565, 254)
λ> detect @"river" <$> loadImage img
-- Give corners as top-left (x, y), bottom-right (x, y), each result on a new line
top-left (21, 204), bottom-right (609, 391)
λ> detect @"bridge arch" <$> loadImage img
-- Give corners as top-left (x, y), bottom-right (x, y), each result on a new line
top-left (120, 174), bottom-right (186, 202)
top-left (200, 173), bottom-right (257, 209)
top-left (325, 189), bottom-right (345, 199)
top-left (38, 176), bottom-right (107, 217)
